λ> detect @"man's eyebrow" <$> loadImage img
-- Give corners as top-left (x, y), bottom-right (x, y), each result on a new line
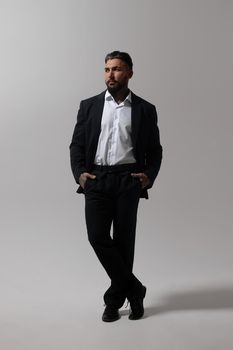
top-left (105, 65), bottom-right (124, 70)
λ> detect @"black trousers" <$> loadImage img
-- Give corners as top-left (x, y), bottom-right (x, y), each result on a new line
top-left (84, 164), bottom-right (143, 308)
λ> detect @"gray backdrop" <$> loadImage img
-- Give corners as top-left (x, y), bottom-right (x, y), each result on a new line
top-left (1, 1), bottom-right (232, 349)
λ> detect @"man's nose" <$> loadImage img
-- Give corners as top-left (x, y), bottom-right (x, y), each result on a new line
top-left (109, 70), bottom-right (114, 78)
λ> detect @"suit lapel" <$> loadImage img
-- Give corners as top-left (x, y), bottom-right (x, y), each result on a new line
top-left (92, 91), bottom-right (105, 142)
top-left (131, 92), bottom-right (142, 148)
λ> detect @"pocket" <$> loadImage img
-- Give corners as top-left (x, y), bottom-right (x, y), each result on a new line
top-left (83, 177), bottom-right (89, 190)
top-left (83, 177), bottom-right (88, 188)
top-left (131, 175), bottom-right (142, 189)
top-left (84, 177), bottom-right (96, 192)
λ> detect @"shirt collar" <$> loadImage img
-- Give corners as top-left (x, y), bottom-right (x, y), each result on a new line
top-left (105, 90), bottom-right (132, 104)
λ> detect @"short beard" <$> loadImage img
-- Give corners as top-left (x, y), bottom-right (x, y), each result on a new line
top-left (106, 81), bottom-right (123, 95)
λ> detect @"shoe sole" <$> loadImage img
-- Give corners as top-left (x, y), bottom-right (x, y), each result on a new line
top-left (102, 315), bottom-right (120, 322)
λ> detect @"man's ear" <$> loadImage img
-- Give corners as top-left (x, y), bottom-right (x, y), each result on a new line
top-left (129, 70), bottom-right (133, 79)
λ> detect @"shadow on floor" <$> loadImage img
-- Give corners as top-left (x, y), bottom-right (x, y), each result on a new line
top-left (146, 285), bottom-right (233, 317)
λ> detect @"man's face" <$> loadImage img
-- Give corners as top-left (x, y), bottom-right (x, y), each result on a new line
top-left (105, 58), bottom-right (133, 93)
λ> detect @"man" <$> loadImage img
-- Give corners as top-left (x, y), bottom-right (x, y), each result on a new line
top-left (70, 51), bottom-right (162, 322)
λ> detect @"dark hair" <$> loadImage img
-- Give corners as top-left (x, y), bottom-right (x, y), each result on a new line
top-left (105, 51), bottom-right (133, 70)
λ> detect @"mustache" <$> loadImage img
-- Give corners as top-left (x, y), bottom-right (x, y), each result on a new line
top-left (107, 79), bottom-right (117, 83)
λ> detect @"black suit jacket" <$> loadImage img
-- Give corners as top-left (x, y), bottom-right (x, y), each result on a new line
top-left (70, 90), bottom-right (162, 199)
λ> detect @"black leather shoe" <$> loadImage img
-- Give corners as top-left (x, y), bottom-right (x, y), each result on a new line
top-left (102, 306), bottom-right (120, 322)
top-left (128, 285), bottom-right (146, 320)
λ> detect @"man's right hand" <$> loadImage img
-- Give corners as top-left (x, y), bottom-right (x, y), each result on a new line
top-left (79, 172), bottom-right (96, 189)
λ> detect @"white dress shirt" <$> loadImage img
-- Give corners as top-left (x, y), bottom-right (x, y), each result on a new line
top-left (94, 90), bottom-right (136, 166)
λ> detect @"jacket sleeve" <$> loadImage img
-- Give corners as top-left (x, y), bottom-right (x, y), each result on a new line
top-left (143, 105), bottom-right (163, 188)
top-left (69, 101), bottom-right (87, 184)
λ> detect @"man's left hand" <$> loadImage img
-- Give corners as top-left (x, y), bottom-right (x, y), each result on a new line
top-left (131, 172), bottom-right (150, 189)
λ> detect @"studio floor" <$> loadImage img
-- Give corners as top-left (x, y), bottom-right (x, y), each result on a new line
top-left (1, 282), bottom-right (233, 350)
